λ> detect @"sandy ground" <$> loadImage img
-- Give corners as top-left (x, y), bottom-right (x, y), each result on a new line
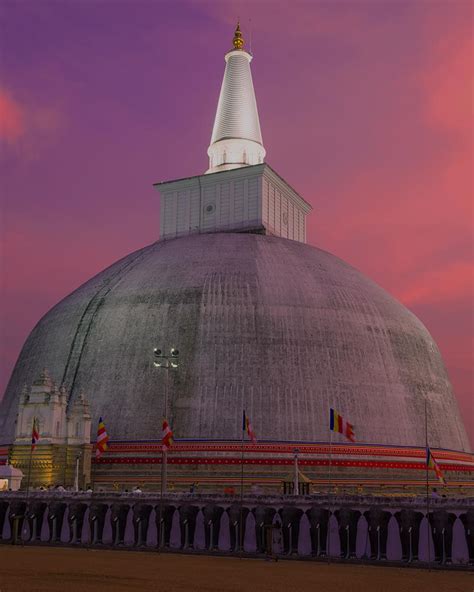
top-left (0, 547), bottom-right (471, 592)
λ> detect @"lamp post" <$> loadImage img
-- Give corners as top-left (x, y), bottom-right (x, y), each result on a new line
top-left (293, 448), bottom-right (300, 496)
top-left (153, 347), bottom-right (179, 494)
top-left (74, 452), bottom-right (82, 492)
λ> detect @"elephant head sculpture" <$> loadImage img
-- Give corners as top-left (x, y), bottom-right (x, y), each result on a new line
top-left (0, 500), bottom-right (9, 540)
top-left (155, 504), bottom-right (176, 548)
top-left (48, 501), bottom-right (67, 543)
top-left (334, 508), bottom-right (361, 559)
top-left (226, 504), bottom-right (249, 552)
top-left (305, 506), bottom-right (330, 557)
top-left (278, 506), bottom-right (303, 555)
top-left (394, 509), bottom-right (424, 562)
top-left (89, 502), bottom-right (109, 544)
top-left (132, 503), bottom-right (153, 547)
top-left (110, 503), bottom-right (130, 546)
top-left (178, 505), bottom-right (200, 550)
top-left (67, 502), bottom-right (88, 544)
top-left (252, 506), bottom-right (276, 554)
top-left (363, 506), bottom-right (392, 560)
top-left (8, 500), bottom-right (27, 543)
top-left (26, 501), bottom-right (47, 542)
top-left (428, 510), bottom-right (457, 564)
top-left (459, 509), bottom-right (474, 565)
top-left (202, 504), bottom-right (224, 551)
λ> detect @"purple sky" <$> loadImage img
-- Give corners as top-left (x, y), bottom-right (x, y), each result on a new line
top-left (1, 1), bottom-right (472, 447)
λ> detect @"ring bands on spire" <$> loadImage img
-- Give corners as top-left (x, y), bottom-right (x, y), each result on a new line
top-left (206, 23), bottom-right (265, 173)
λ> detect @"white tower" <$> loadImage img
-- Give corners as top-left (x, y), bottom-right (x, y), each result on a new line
top-left (11, 369), bottom-right (93, 488)
top-left (206, 23), bottom-right (266, 174)
top-left (155, 24), bottom-right (311, 242)
top-left (14, 369), bottom-right (91, 446)
top-left (14, 369), bottom-right (68, 444)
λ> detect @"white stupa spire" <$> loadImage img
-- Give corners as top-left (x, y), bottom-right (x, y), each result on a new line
top-left (206, 23), bottom-right (266, 174)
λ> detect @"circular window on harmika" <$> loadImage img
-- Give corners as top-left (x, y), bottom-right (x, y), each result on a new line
top-left (205, 203), bottom-right (215, 214)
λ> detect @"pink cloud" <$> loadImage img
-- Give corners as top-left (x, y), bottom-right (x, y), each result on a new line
top-left (422, 24), bottom-right (473, 134)
top-left (0, 86), bottom-right (64, 159)
top-left (399, 262), bottom-right (474, 306)
top-left (0, 88), bottom-right (25, 142)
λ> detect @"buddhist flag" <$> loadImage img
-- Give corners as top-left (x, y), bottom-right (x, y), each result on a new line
top-left (96, 417), bottom-right (109, 459)
top-left (242, 410), bottom-right (257, 444)
top-left (31, 417), bottom-right (40, 452)
top-left (427, 447), bottom-right (446, 484)
top-left (330, 408), bottom-right (355, 442)
top-left (162, 419), bottom-right (173, 451)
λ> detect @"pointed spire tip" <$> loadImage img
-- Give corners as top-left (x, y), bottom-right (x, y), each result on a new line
top-left (232, 21), bottom-right (244, 50)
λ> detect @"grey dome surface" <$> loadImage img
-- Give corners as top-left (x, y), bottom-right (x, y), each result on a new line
top-left (0, 233), bottom-right (470, 451)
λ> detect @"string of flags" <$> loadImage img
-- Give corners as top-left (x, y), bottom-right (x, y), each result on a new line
top-left (47, 407), bottom-right (446, 488)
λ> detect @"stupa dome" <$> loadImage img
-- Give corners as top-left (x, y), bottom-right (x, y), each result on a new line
top-left (0, 232), bottom-right (469, 452)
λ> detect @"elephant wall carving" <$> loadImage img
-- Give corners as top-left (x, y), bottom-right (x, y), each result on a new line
top-left (110, 503), bottom-right (130, 546)
top-left (8, 500), bottom-right (26, 542)
top-left (67, 502), bottom-right (87, 543)
top-left (459, 509), bottom-right (474, 565)
top-left (0, 500), bottom-right (9, 539)
top-left (279, 506), bottom-right (303, 554)
top-left (202, 504), bottom-right (224, 551)
top-left (306, 506), bottom-right (330, 557)
top-left (132, 503), bottom-right (153, 547)
top-left (252, 506), bottom-right (276, 554)
top-left (363, 507), bottom-right (391, 560)
top-left (89, 503), bottom-right (108, 544)
top-left (155, 504), bottom-right (176, 548)
top-left (178, 505), bottom-right (199, 549)
top-left (394, 509), bottom-right (424, 562)
top-left (27, 501), bottom-right (47, 542)
top-left (428, 510), bottom-right (456, 564)
top-left (334, 508), bottom-right (361, 559)
top-left (48, 501), bottom-right (67, 543)
top-left (227, 504), bottom-right (249, 552)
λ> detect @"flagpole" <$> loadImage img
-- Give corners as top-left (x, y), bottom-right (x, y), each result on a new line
top-left (92, 449), bottom-right (96, 490)
top-left (239, 409), bottom-right (245, 558)
top-left (327, 414), bottom-right (333, 564)
top-left (158, 445), bottom-right (164, 552)
top-left (22, 417), bottom-right (36, 543)
top-left (158, 366), bottom-right (169, 552)
top-left (153, 347), bottom-right (180, 550)
top-left (425, 398), bottom-right (431, 570)
top-left (162, 364), bottom-right (169, 494)
top-left (25, 422), bottom-right (34, 497)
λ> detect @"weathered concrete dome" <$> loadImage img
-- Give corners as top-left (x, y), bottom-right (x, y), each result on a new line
top-left (0, 233), bottom-right (470, 451)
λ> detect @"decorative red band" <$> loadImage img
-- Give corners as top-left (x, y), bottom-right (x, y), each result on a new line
top-left (93, 456), bottom-right (473, 471)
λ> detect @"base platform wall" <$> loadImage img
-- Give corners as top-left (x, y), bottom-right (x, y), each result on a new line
top-left (91, 440), bottom-right (474, 494)
top-left (2, 440), bottom-right (473, 494)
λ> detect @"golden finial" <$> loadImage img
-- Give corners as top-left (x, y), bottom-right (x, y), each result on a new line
top-left (232, 22), bottom-right (244, 50)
